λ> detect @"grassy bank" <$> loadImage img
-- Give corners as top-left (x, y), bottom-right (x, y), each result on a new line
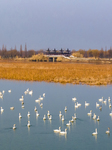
top-left (0, 61), bottom-right (112, 85)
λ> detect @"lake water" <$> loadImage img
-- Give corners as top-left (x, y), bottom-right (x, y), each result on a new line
top-left (0, 80), bottom-right (112, 150)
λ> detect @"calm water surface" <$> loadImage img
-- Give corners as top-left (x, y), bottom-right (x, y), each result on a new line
top-left (0, 80), bottom-right (112, 150)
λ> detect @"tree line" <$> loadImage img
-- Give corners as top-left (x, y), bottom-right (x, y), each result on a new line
top-left (0, 44), bottom-right (112, 59)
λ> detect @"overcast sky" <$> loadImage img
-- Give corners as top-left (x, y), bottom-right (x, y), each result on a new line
top-left (0, 0), bottom-right (112, 51)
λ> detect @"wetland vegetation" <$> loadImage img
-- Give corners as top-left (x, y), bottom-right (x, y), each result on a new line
top-left (0, 61), bottom-right (112, 85)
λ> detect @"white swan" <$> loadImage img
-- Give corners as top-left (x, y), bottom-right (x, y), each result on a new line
top-left (77, 102), bottom-right (81, 107)
top-left (54, 127), bottom-right (61, 133)
top-left (40, 103), bottom-right (43, 107)
top-left (92, 128), bottom-right (98, 135)
top-left (103, 99), bottom-right (107, 104)
top-left (0, 94), bottom-right (3, 99)
top-left (13, 124), bottom-right (16, 130)
top-left (1, 107), bottom-right (4, 112)
top-left (72, 97), bottom-right (77, 101)
top-left (87, 110), bottom-right (92, 116)
top-left (93, 113), bottom-right (96, 120)
top-left (62, 115), bottom-right (64, 121)
top-left (21, 101), bottom-right (24, 105)
top-left (27, 111), bottom-right (30, 117)
top-left (85, 101), bottom-right (90, 106)
top-left (36, 111), bottom-right (39, 116)
top-left (108, 97), bottom-right (111, 102)
top-left (19, 113), bottom-right (22, 118)
top-left (35, 99), bottom-right (40, 103)
top-left (19, 95), bottom-right (24, 101)
top-left (2, 90), bottom-right (5, 94)
top-left (64, 106), bottom-right (67, 111)
top-left (99, 97), bottom-right (103, 102)
top-left (10, 107), bottom-right (14, 110)
top-left (97, 116), bottom-right (100, 121)
top-left (70, 116), bottom-right (74, 123)
top-left (21, 105), bottom-right (25, 108)
top-left (106, 127), bottom-right (110, 134)
top-left (8, 90), bottom-right (11, 93)
top-left (59, 111), bottom-right (62, 117)
top-left (99, 105), bottom-right (102, 110)
top-left (43, 93), bottom-right (45, 97)
top-left (73, 113), bottom-right (77, 120)
top-left (43, 115), bottom-right (46, 120)
top-left (60, 128), bottom-right (67, 135)
top-left (49, 115), bottom-right (52, 120)
top-left (109, 111), bottom-right (112, 116)
top-left (24, 89), bottom-right (28, 94)
top-left (39, 96), bottom-right (43, 100)
top-left (66, 120), bottom-right (71, 126)
top-left (109, 103), bottom-right (111, 108)
top-left (29, 90), bottom-right (33, 95)
top-left (34, 106), bottom-right (37, 111)
top-left (75, 103), bottom-right (78, 108)
top-left (27, 121), bottom-right (30, 127)
top-left (47, 111), bottom-right (50, 116)
top-left (96, 102), bottom-right (100, 107)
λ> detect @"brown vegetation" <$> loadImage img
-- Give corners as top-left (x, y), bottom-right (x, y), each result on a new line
top-left (0, 61), bottom-right (112, 85)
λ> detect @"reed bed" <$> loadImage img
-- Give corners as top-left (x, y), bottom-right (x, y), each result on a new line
top-left (0, 61), bottom-right (112, 85)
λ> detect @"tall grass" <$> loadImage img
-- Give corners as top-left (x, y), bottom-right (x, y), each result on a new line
top-left (0, 61), bottom-right (112, 85)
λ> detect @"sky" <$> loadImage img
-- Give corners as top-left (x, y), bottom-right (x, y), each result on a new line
top-left (0, 0), bottom-right (112, 51)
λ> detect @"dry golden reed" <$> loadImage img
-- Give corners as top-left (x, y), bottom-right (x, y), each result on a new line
top-left (0, 61), bottom-right (112, 85)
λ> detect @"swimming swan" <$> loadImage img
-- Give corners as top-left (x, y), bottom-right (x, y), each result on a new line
top-left (66, 120), bottom-right (71, 126)
top-left (99, 97), bottom-right (103, 102)
top-left (70, 116), bottom-right (74, 123)
top-left (62, 115), bottom-right (64, 121)
top-left (77, 102), bottom-right (81, 107)
top-left (10, 107), bottom-right (14, 110)
top-left (59, 111), bottom-right (62, 117)
top-left (43, 93), bottom-right (45, 97)
top-left (93, 113), bottom-right (96, 120)
top-left (34, 106), bottom-right (37, 111)
top-left (106, 127), bottom-right (110, 134)
top-left (35, 99), bottom-right (40, 103)
top-left (96, 102), bottom-right (100, 107)
top-left (87, 110), bottom-right (92, 116)
top-left (85, 101), bottom-right (90, 106)
top-left (97, 116), bottom-right (100, 121)
top-left (109, 111), bottom-right (112, 116)
top-left (49, 115), bottom-right (52, 120)
top-left (75, 103), bottom-right (78, 108)
top-left (64, 106), bottom-right (67, 111)
top-left (1, 107), bottom-right (4, 112)
top-left (47, 111), bottom-right (50, 116)
top-left (27, 111), bottom-right (30, 117)
top-left (27, 121), bottom-right (30, 127)
top-left (92, 128), bottom-right (98, 135)
top-left (54, 127), bottom-right (61, 133)
top-left (103, 99), bottom-right (107, 104)
top-left (8, 90), bottom-right (11, 93)
top-left (13, 124), bottom-right (16, 130)
top-left (109, 103), bottom-right (111, 108)
top-left (60, 128), bottom-right (67, 135)
top-left (40, 103), bottom-right (43, 107)
top-left (73, 113), bottom-right (77, 120)
top-left (36, 111), bottom-right (39, 116)
top-left (29, 90), bottom-right (33, 95)
top-left (43, 115), bottom-right (46, 120)
top-left (108, 97), bottom-right (111, 102)
top-left (72, 97), bottom-right (77, 101)
top-left (19, 113), bottom-right (22, 118)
